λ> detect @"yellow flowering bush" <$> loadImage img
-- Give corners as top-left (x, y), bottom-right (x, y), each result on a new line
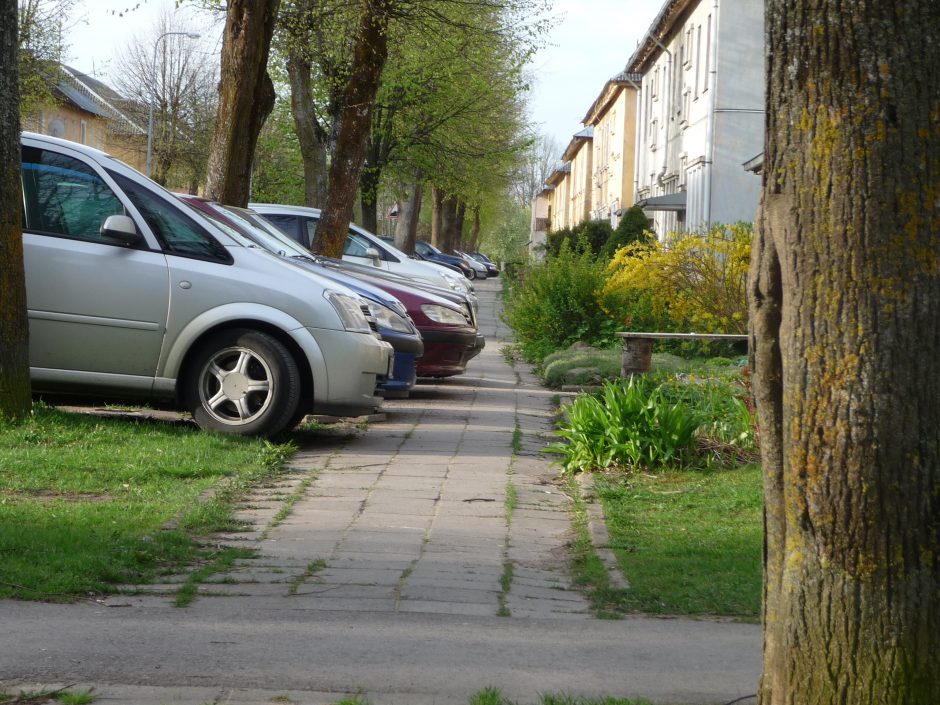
top-left (599, 223), bottom-right (752, 334)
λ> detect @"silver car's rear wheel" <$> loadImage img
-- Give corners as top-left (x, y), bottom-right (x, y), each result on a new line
top-left (184, 329), bottom-right (301, 437)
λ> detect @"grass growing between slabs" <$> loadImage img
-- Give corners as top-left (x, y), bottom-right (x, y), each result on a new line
top-left (0, 404), bottom-right (289, 601)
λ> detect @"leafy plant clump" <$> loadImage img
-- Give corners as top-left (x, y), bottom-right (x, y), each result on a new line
top-left (547, 372), bottom-right (756, 473)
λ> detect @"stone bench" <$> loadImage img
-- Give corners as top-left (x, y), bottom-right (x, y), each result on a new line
top-left (616, 332), bottom-right (749, 375)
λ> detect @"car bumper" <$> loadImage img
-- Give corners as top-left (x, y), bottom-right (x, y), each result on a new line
top-left (417, 329), bottom-right (485, 377)
top-left (309, 328), bottom-right (393, 416)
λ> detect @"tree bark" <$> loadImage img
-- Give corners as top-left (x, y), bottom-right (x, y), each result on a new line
top-left (359, 162), bottom-right (380, 234)
top-left (466, 205), bottom-right (480, 252)
top-left (430, 183), bottom-right (444, 248)
top-left (204, 0), bottom-right (280, 207)
top-left (0, 0), bottom-right (31, 418)
top-left (451, 199), bottom-right (466, 250)
top-left (287, 50), bottom-right (328, 207)
top-left (313, 0), bottom-right (393, 257)
top-left (752, 2), bottom-right (940, 703)
top-left (394, 173), bottom-right (422, 255)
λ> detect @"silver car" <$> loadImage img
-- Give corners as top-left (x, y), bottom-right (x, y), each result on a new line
top-left (19, 132), bottom-right (392, 437)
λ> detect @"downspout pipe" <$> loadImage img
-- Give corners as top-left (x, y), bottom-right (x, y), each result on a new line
top-left (703, 0), bottom-right (719, 226)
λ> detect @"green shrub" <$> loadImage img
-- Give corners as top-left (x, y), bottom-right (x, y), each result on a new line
top-left (601, 205), bottom-right (654, 259)
top-left (502, 243), bottom-right (619, 361)
top-left (540, 347), bottom-right (622, 388)
top-left (544, 220), bottom-right (615, 259)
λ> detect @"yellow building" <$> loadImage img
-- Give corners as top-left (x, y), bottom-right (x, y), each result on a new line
top-left (545, 161), bottom-right (571, 232)
top-left (22, 65), bottom-right (146, 172)
top-left (582, 72), bottom-right (640, 227)
top-left (561, 127), bottom-right (593, 228)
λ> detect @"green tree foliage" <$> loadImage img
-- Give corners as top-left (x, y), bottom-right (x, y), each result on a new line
top-left (250, 95), bottom-right (306, 204)
top-left (17, 0), bottom-right (67, 120)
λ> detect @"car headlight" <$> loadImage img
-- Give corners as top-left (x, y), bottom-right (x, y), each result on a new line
top-left (421, 304), bottom-right (469, 325)
top-left (370, 302), bottom-right (415, 334)
top-left (325, 290), bottom-right (373, 333)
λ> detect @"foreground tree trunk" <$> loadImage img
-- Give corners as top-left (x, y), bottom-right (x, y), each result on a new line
top-left (0, 0), bottom-right (31, 417)
top-left (204, 0), bottom-right (280, 206)
top-left (313, 0), bottom-right (392, 257)
top-left (287, 51), bottom-right (328, 207)
top-left (751, 2), bottom-right (940, 703)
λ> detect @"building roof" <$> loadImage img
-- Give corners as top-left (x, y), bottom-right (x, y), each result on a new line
top-left (56, 65), bottom-right (145, 135)
top-left (545, 162), bottom-right (571, 187)
top-left (581, 71), bottom-right (642, 126)
top-left (561, 126), bottom-right (594, 162)
top-left (624, 0), bottom-right (697, 74)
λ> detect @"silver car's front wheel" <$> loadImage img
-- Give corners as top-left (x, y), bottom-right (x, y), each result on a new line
top-left (184, 329), bottom-right (301, 437)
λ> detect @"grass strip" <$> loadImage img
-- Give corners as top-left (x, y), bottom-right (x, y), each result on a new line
top-left (470, 688), bottom-right (654, 705)
top-left (564, 476), bottom-right (628, 619)
top-left (0, 405), bottom-right (290, 601)
top-left (174, 546), bottom-right (255, 607)
top-left (595, 465), bottom-right (762, 618)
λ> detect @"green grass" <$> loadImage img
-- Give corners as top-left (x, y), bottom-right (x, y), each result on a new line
top-left (470, 689), bottom-right (653, 705)
top-left (565, 476), bottom-right (628, 619)
top-left (0, 688), bottom-right (96, 704)
top-left (0, 405), bottom-right (289, 601)
top-left (595, 465), bottom-right (762, 617)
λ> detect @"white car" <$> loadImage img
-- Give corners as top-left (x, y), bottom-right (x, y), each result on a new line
top-left (20, 132), bottom-right (393, 437)
top-left (249, 203), bottom-right (473, 295)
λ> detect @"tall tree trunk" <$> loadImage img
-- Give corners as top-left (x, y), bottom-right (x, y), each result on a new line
top-left (430, 184), bottom-right (444, 248)
top-left (359, 161), bottom-right (381, 234)
top-left (451, 199), bottom-right (466, 250)
top-left (466, 205), bottom-right (480, 252)
top-left (313, 0), bottom-right (392, 257)
top-left (287, 51), bottom-right (328, 207)
top-left (0, 0), bottom-right (31, 418)
top-left (752, 2), bottom-right (940, 703)
top-left (204, 0), bottom-right (280, 206)
top-left (437, 193), bottom-right (459, 252)
top-left (394, 173), bottom-right (422, 255)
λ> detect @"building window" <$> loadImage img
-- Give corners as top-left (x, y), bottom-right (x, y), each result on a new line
top-left (80, 120), bottom-right (87, 144)
top-left (650, 119), bottom-right (658, 149)
top-left (684, 27), bottom-right (693, 69)
top-left (695, 24), bottom-right (702, 97)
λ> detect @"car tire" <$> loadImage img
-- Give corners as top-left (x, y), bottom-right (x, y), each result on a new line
top-left (183, 328), bottom-right (301, 437)
top-left (466, 268), bottom-right (476, 280)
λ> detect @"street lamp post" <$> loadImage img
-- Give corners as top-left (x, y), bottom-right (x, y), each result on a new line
top-left (146, 30), bottom-right (200, 179)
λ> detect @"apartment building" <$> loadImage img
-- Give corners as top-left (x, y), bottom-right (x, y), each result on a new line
top-left (628, 0), bottom-right (764, 239)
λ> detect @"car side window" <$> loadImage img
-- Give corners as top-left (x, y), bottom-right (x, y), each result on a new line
top-left (21, 145), bottom-right (126, 242)
top-left (110, 173), bottom-right (231, 263)
top-left (344, 231), bottom-right (376, 258)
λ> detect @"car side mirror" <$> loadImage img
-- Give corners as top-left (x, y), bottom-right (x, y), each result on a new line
top-left (100, 215), bottom-right (143, 247)
top-left (365, 246), bottom-right (382, 266)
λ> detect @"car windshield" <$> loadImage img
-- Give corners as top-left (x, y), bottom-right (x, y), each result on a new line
top-left (422, 241), bottom-right (443, 255)
top-left (213, 204), bottom-right (314, 259)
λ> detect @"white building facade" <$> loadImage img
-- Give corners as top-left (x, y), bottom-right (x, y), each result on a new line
top-left (629, 0), bottom-right (764, 239)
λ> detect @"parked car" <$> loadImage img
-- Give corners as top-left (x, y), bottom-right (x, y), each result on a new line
top-left (228, 206), bottom-right (484, 378)
top-left (466, 251), bottom-right (500, 277)
top-left (412, 240), bottom-right (476, 279)
top-left (453, 249), bottom-right (489, 279)
top-left (19, 132), bottom-right (393, 436)
top-left (248, 203), bottom-right (474, 295)
top-left (179, 196), bottom-right (423, 398)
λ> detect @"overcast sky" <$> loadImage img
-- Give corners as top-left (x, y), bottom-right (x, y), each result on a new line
top-left (65, 0), bottom-right (661, 150)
